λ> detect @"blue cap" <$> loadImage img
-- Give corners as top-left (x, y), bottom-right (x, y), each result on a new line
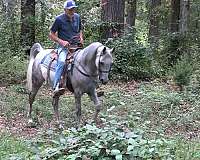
top-left (64, 0), bottom-right (78, 9)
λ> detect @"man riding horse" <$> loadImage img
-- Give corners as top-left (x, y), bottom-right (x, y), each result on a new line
top-left (26, 0), bottom-right (114, 128)
top-left (49, 0), bottom-right (83, 95)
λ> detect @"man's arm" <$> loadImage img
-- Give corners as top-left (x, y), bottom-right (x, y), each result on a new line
top-left (49, 31), bottom-right (69, 47)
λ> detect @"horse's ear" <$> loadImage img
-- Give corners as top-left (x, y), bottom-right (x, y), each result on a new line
top-left (110, 47), bottom-right (115, 53)
top-left (102, 47), bottom-right (106, 53)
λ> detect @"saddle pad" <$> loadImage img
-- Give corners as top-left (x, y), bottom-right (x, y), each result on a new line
top-left (41, 53), bottom-right (57, 71)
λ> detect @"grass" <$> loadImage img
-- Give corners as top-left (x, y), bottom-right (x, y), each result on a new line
top-left (0, 81), bottom-right (200, 159)
top-left (0, 133), bottom-right (31, 159)
top-left (175, 138), bottom-right (200, 160)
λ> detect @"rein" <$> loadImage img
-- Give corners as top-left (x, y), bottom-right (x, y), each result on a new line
top-left (98, 53), bottom-right (112, 74)
top-left (73, 50), bottom-right (99, 78)
top-left (73, 45), bottom-right (111, 79)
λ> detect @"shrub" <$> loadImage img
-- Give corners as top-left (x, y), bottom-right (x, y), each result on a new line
top-left (28, 120), bottom-right (175, 160)
top-left (170, 57), bottom-right (194, 90)
top-left (0, 56), bottom-right (27, 85)
top-left (108, 33), bottom-right (155, 80)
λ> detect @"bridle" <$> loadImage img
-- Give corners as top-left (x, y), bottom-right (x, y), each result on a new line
top-left (73, 46), bottom-right (112, 80)
top-left (98, 54), bottom-right (112, 74)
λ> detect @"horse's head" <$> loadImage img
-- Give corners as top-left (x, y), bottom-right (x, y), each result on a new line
top-left (96, 46), bottom-right (114, 84)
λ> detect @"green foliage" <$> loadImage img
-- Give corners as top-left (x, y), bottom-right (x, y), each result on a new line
top-left (35, 0), bottom-right (64, 48)
top-left (170, 57), bottom-right (194, 89)
top-left (187, 69), bottom-right (200, 94)
top-left (175, 138), bottom-right (200, 160)
top-left (0, 56), bottom-right (27, 85)
top-left (0, 133), bottom-right (31, 159)
top-left (108, 33), bottom-right (155, 80)
top-left (0, 12), bottom-right (21, 55)
top-left (1, 82), bottom-right (200, 159)
top-left (77, 0), bottom-right (102, 45)
top-left (26, 120), bottom-right (175, 160)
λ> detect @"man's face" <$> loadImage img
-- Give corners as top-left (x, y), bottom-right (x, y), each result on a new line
top-left (66, 8), bottom-right (76, 18)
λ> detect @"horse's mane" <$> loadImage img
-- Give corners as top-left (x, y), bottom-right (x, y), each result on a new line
top-left (77, 42), bottom-right (103, 64)
top-left (82, 42), bottom-right (103, 56)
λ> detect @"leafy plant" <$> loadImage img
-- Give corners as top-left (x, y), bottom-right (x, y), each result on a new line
top-left (108, 32), bottom-right (155, 80)
top-left (0, 56), bottom-right (27, 85)
top-left (0, 133), bottom-right (31, 160)
top-left (170, 57), bottom-right (194, 90)
top-left (27, 120), bottom-right (175, 160)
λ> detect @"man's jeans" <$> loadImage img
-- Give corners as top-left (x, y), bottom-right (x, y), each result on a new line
top-left (53, 46), bottom-right (68, 89)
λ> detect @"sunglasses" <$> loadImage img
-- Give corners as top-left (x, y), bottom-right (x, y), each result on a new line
top-left (68, 8), bottom-right (76, 11)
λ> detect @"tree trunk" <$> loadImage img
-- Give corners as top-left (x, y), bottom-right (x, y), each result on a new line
top-left (101, 0), bottom-right (125, 40)
top-left (40, 0), bottom-right (47, 42)
top-left (170, 0), bottom-right (180, 33)
top-left (167, 0), bottom-right (181, 66)
top-left (148, 0), bottom-right (161, 45)
top-left (179, 0), bottom-right (190, 34)
top-left (21, 0), bottom-right (35, 50)
top-left (7, 0), bottom-right (16, 17)
top-left (126, 0), bottom-right (137, 31)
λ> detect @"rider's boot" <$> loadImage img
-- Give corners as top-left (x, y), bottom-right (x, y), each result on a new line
top-left (53, 61), bottom-right (65, 96)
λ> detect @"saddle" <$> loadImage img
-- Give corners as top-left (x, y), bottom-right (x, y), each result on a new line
top-left (50, 44), bottom-right (82, 61)
top-left (47, 45), bottom-right (82, 92)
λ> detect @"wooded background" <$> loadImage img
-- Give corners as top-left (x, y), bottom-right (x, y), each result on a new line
top-left (1, 1), bottom-right (200, 159)
top-left (0, 0), bottom-right (200, 88)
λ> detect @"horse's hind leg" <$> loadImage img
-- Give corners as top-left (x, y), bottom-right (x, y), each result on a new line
top-left (27, 75), bottom-right (44, 125)
top-left (52, 95), bottom-right (63, 128)
top-left (27, 87), bottom-right (40, 124)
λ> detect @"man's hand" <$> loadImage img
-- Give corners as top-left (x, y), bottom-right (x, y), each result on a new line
top-left (58, 39), bottom-right (69, 47)
top-left (80, 38), bottom-right (84, 45)
top-left (49, 32), bottom-right (69, 47)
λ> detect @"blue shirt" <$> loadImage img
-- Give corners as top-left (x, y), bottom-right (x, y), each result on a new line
top-left (50, 13), bottom-right (82, 44)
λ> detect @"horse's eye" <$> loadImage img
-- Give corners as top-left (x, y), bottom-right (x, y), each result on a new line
top-left (100, 62), bottom-right (104, 65)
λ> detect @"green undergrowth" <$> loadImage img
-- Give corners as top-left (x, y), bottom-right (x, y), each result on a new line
top-left (0, 133), bottom-right (31, 160)
top-left (0, 81), bottom-right (200, 159)
top-left (0, 56), bottom-right (27, 86)
top-left (0, 121), bottom-right (200, 160)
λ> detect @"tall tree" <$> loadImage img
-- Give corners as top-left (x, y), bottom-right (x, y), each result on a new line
top-left (126, 0), bottom-right (137, 31)
top-left (101, 0), bottom-right (125, 39)
top-left (148, 0), bottom-right (161, 45)
top-left (167, 0), bottom-right (180, 65)
top-left (21, 0), bottom-right (35, 50)
top-left (170, 0), bottom-right (180, 33)
top-left (179, 0), bottom-right (190, 34)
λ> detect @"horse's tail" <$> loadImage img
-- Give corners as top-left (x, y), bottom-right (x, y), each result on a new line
top-left (27, 43), bottom-right (43, 91)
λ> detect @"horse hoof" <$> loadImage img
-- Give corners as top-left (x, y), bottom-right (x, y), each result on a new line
top-left (97, 91), bottom-right (104, 97)
top-left (55, 122), bottom-right (64, 130)
top-left (28, 118), bottom-right (33, 124)
top-left (27, 119), bottom-right (37, 128)
top-left (58, 124), bottom-right (64, 130)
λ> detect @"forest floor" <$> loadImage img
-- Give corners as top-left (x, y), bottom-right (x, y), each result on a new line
top-left (1, 81), bottom-right (200, 159)
top-left (0, 80), bottom-right (200, 140)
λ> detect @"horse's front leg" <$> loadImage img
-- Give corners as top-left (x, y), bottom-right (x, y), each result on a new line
top-left (90, 91), bottom-right (101, 123)
top-left (74, 93), bottom-right (82, 128)
top-left (52, 95), bottom-right (63, 129)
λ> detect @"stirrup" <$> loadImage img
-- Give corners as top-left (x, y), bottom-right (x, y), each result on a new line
top-left (53, 83), bottom-right (65, 96)
top-left (53, 87), bottom-right (65, 96)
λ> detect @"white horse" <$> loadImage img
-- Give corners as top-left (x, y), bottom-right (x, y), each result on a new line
top-left (26, 42), bottom-right (114, 128)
